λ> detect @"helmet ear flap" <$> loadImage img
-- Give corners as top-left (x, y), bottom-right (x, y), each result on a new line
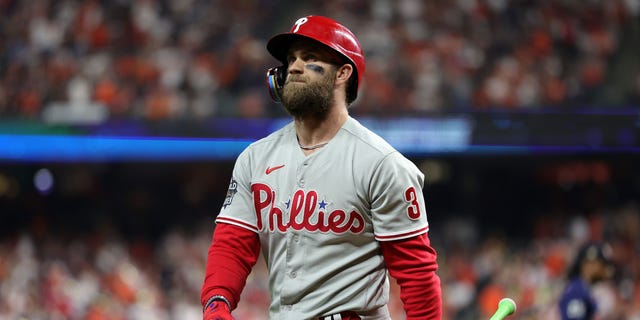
top-left (266, 66), bottom-right (286, 102)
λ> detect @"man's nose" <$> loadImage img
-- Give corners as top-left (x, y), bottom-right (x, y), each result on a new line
top-left (288, 58), bottom-right (304, 74)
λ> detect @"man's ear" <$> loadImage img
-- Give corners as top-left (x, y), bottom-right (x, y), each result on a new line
top-left (336, 64), bottom-right (353, 85)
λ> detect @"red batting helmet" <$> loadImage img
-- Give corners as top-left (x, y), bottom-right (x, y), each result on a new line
top-left (267, 15), bottom-right (365, 103)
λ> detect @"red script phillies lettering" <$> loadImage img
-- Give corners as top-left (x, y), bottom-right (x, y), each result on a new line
top-left (251, 183), bottom-right (365, 234)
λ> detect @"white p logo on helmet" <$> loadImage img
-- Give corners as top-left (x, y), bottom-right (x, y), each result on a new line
top-left (292, 17), bottom-right (308, 33)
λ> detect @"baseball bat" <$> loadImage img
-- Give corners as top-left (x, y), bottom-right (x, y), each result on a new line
top-left (488, 298), bottom-right (516, 320)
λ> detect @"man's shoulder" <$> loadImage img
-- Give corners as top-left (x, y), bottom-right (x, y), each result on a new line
top-left (342, 117), bottom-right (396, 156)
top-left (562, 277), bottom-right (591, 299)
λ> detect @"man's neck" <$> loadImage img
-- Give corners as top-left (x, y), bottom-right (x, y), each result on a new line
top-left (294, 106), bottom-right (348, 149)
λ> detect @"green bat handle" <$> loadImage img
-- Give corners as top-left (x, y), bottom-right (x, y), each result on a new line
top-left (489, 298), bottom-right (516, 320)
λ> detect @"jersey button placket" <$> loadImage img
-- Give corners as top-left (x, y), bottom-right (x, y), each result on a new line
top-left (284, 232), bottom-right (300, 300)
top-left (297, 159), bottom-right (309, 188)
top-left (284, 158), bottom-right (305, 300)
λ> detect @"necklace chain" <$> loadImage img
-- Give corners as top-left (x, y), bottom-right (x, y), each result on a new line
top-left (296, 135), bottom-right (329, 150)
top-left (298, 141), bottom-right (329, 150)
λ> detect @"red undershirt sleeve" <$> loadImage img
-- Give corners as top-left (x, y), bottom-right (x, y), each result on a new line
top-left (200, 222), bottom-right (261, 310)
top-left (379, 232), bottom-right (442, 319)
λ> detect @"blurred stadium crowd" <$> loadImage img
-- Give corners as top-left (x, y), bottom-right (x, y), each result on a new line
top-left (2, 0), bottom-right (640, 121)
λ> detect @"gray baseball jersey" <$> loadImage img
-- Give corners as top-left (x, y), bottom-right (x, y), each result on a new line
top-left (217, 116), bottom-right (429, 320)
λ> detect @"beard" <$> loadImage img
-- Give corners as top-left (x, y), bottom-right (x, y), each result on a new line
top-left (281, 71), bottom-right (335, 119)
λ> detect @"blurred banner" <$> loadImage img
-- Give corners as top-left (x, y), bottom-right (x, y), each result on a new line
top-left (1, 111), bottom-right (638, 162)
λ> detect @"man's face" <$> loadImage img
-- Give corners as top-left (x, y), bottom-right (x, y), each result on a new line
top-left (584, 259), bottom-right (613, 283)
top-left (280, 40), bottom-right (340, 119)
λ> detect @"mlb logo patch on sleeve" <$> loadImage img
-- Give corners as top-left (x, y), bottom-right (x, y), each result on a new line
top-left (223, 178), bottom-right (238, 209)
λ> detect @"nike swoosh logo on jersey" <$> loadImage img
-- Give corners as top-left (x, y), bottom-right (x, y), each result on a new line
top-left (265, 165), bottom-right (285, 175)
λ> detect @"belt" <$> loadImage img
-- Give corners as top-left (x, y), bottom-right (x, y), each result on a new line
top-left (318, 311), bottom-right (360, 320)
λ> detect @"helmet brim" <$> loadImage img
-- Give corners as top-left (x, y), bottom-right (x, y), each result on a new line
top-left (267, 33), bottom-right (326, 64)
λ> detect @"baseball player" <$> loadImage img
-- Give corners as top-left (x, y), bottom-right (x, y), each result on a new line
top-left (201, 15), bottom-right (442, 320)
top-left (558, 242), bottom-right (614, 320)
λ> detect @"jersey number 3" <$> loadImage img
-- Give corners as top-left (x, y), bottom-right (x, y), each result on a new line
top-left (404, 187), bottom-right (422, 220)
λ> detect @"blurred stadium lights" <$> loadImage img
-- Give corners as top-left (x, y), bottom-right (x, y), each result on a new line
top-left (33, 168), bottom-right (54, 195)
top-left (0, 135), bottom-right (253, 162)
top-left (358, 116), bottom-right (473, 155)
top-left (418, 160), bottom-right (451, 184)
top-left (0, 173), bottom-right (10, 197)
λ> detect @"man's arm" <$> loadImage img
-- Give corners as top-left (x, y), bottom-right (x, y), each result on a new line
top-left (380, 232), bottom-right (442, 319)
top-left (201, 222), bottom-right (261, 311)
